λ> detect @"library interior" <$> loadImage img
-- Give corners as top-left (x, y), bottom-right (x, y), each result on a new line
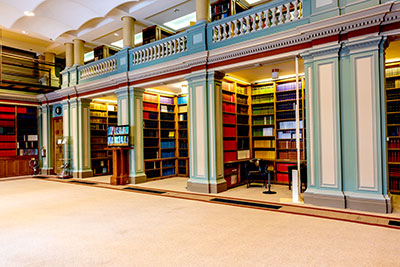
top-left (2, 0), bottom-right (400, 215)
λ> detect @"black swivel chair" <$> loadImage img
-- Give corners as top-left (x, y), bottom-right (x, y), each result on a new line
top-left (245, 159), bottom-right (267, 188)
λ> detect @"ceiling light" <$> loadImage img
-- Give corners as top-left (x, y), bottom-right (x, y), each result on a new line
top-left (22, 30), bottom-right (28, 34)
top-left (24, 11), bottom-right (35, 16)
top-left (246, 0), bottom-right (263, 4)
top-left (164, 12), bottom-right (196, 31)
top-left (114, 33), bottom-right (119, 36)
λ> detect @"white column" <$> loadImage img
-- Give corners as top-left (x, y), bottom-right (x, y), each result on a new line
top-left (196, 0), bottom-right (210, 23)
top-left (73, 39), bottom-right (84, 66)
top-left (65, 42), bottom-right (74, 68)
top-left (122, 16), bottom-right (135, 49)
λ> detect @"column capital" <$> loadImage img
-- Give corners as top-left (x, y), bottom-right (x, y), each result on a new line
top-left (207, 70), bottom-right (225, 81)
top-left (121, 16), bottom-right (136, 22)
top-left (115, 87), bottom-right (130, 98)
top-left (77, 98), bottom-right (92, 106)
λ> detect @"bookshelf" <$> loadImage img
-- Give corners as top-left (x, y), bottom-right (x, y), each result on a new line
top-left (222, 80), bottom-right (251, 188)
top-left (177, 95), bottom-right (189, 176)
top-left (251, 82), bottom-right (276, 163)
top-left (90, 102), bottom-right (117, 176)
top-left (385, 62), bottom-right (400, 193)
top-left (143, 93), bottom-right (179, 179)
top-left (0, 104), bottom-right (38, 177)
top-left (142, 25), bottom-right (173, 45)
top-left (274, 79), bottom-right (305, 183)
top-left (211, 0), bottom-right (249, 22)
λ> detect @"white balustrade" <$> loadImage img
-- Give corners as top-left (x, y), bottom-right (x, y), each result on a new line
top-left (212, 0), bottom-right (302, 43)
top-left (80, 58), bottom-right (117, 80)
top-left (133, 35), bottom-right (187, 66)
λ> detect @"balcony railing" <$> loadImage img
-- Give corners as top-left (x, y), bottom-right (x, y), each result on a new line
top-left (131, 32), bottom-right (188, 67)
top-left (79, 57), bottom-right (117, 81)
top-left (209, 0), bottom-right (303, 44)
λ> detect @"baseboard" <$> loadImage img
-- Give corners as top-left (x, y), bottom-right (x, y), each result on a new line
top-left (304, 190), bottom-right (346, 209)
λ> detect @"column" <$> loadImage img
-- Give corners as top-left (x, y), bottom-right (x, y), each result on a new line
top-left (77, 98), bottom-right (93, 178)
top-left (61, 99), bottom-right (71, 168)
top-left (196, 0), bottom-right (210, 23)
top-left (65, 42), bottom-right (74, 68)
top-left (301, 44), bottom-right (345, 209)
top-left (73, 39), bottom-right (84, 66)
top-left (122, 16), bottom-right (135, 49)
top-left (340, 36), bottom-right (391, 213)
top-left (69, 98), bottom-right (79, 176)
top-left (115, 86), bottom-right (147, 184)
top-left (44, 52), bottom-right (59, 87)
top-left (186, 71), bottom-right (226, 193)
top-left (40, 104), bottom-right (53, 174)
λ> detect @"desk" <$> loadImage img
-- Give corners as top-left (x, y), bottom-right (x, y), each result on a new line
top-left (106, 147), bottom-right (133, 185)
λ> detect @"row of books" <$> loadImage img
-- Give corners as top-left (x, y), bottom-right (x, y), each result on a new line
top-left (160, 121), bottom-right (174, 129)
top-left (252, 106), bottom-right (274, 115)
top-left (278, 120), bottom-right (303, 129)
top-left (92, 144), bottom-right (107, 150)
top-left (254, 150), bottom-right (275, 160)
top-left (0, 142), bottom-right (16, 149)
top-left (92, 151), bottom-right (108, 158)
top-left (388, 139), bottom-right (400, 148)
top-left (159, 96), bottom-right (174, 105)
top-left (223, 103), bottom-right (235, 113)
top-left (276, 91), bottom-right (303, 102)
top-left (177, 96), bottom-right (188, 105)
top-left (237, 150), bottom-right (250, 160)
top-left (17, 141), bottom-right (37, 149)
top-left (0, 127), bottom-right (15, 135)
top-left (222, 82), bottom-right (235, 92)
top-left (276, 82), bottom-right (302, 92)
top-left (386, 67), bottom-right (400, 78)
top-left (162, 160), bottom-right (175, 167)
top-left (211, 2), bottom-right (230, 15)
top-left (91, 111), bottom-right (107, 117)
top-left (160, 113), bottom-right (175, 121)
top-left (179, 141), bottom-right (188, 149)
top-left (224, 140), bottom-right (237, 150)
top-left (277, 102), bottom-right (298, 111)
top-left (18, 148), bottom-right (38, 156)
top-left (388, 151), bottom-right (400, 162)
top-left (178, 106), bottom-right (187, 113)
top-left (161, 141), bottom-right (175, 149)
top-left (387, 102), bottom-right (400, 112)
top-left (143, 102), bottom-right (158, 112)
top-left (91, 124), bottom-right (107, 130)
top-left (0, 114), bottom-right (15, 120)
top-left (387, 114), bottom-right (400, 124)
top-left (237, 96), bottom-right (247, 105)
top-left (253, 116), bottom-right (274, 125)
top-left (91, 137), bottom-right (107, 143)
top-left (143, 93), bottom-right (158, 102)
top-left (254, 140), bottom-right (275, 148)
top-left (161, 131), bottom-right (175, 138)
top-left (386, 79), bottom-right (400, 89)
top-left (277, 131), bottom-right (302, 139)
top-left (237, 106), bottom-right (248, 114)
top-left (179, 150), bottom-right (188, 157)
top-left (237, 86), bottom-right (248, 95)
top-left (143, 111), bottom-right (158, 120)
top-left (90, 103), bottom-right (107, 111)
top-left (161, 105), bottom-right (174, 113)
top-left (108, 126), bottom-right (129, 135)
top-left (277, 111), bottom-right (300, 120)
top-left (223, 93), bottom-right (235, 102)
top-left (91, 118), bottom-right (107, 124)
top-left (388, 126), bottom-right (400, 136)
top-left (162, 168), bottom-right (175, 176)
top-left (387, 90), bottom-right (400, 100)
top-left (224, 151), bottom-right (237, 162)
top-left (389, 176), bottom-right (400, 191)
top-left (0, 135), bottom-right (15, 142)
top-left (252, 85), bottom-right (274, 95)
top-left (237, 115), bottom-right (249, 124)
top-left (178, 114), bottom-right (187, 121)
top-left (253, 127), bottom-right (274, 137)
top-left (223, 114), bottom-right (236, 124)
top-left (389, 166), bottom-right (400, 178)
top-left (252, 94), bottom-right (274, 104)
top-left (0, 106), bottom-right (15, 113)
top-left (223, 126), bottom-right (236, 137)
top-left (278, 151), bottom-right (304, 160)
top-left (0, 120), bottom-right (14, 127)
top-left (144, 129), bottom-right (158, 137)
top-left (161, 151), bottom-right (175, 158)
top-left (0, 150), bottom-right (16, 156)
top-left (278, 140), bottom-right (303, 149)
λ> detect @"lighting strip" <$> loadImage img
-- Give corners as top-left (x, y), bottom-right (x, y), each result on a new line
top-left (253, 73), bottom-right (305, 84)
top-left (145, 88), bottom-right (176, 96)
top-left (92, 99), bottom-right (118, 104)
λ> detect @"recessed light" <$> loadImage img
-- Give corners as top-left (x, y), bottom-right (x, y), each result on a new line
top-left (114, 33), bottom-right (119, 36)
top-left (22, 30), bottom-right (28, 34)
top-left (24, 11), bottom-right (35, 16)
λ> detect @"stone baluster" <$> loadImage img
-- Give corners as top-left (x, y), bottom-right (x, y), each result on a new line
top-left (245, 16), bottom-right (251, 34)
top-left (278, 5), bottom-right (284, 25)
top-left (271, 8), bottom-right (277, 26)
top-left (234, 19), bottom-right (240, 36)
top-left (239, 17), bottom-right (245, 35)
top-left (257, 11), bottom-right (263, 30)
top-left (293, 0), bottom-right (299, 20)
top-left (250, 14), bottom-right (257, 32)
top-left (286, 3), bottom-right (292, 22)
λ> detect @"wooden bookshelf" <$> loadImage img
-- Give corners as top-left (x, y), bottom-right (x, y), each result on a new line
top-left (142, 25), bottom-right (174, 45)
top-left (274, 78), bottom-right (305, 183)
top-left (90, 102), bottom-right (117, 176)
top-left (211, 0), bottom-right (249, 22)
top-left (143, 93), bottom-right (179, 179)
top-left (177, 95), bottom-right (189, 176)
top-left (385, 62), bottom-right (400, 193)
top-left (222, 80), bottom-right (252, 188)
top-left (0, 104), bottom-right (38, 178)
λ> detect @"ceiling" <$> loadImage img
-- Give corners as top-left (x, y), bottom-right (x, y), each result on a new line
top-left (0, 0), bottom-right (197, 56)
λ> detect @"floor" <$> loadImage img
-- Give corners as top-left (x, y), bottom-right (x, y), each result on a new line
top-left (1, 177), bottom-right (400, 266)
top-left (88, 175), bottom-right (400, 218)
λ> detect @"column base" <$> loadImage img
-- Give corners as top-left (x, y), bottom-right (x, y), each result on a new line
top-left (187, 179), bottom-right (227, 194)
top-left (304, 189), bottom-right (346, 209)
top-left (73, 170), bottom-right (93, 178)
top-left (129, 173), bottom-right (147, 184)
top-left (345, 193), bottom-right (392, 214)
top-left (41, 168), bottom-right (53, 175)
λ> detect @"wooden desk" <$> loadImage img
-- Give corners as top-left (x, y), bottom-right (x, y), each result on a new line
top-left (106, 147), bottom-right (133, 185)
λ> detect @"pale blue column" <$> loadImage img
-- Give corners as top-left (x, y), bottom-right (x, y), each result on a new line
top-left (301, 44), bottom-right (345, 209)
top-left (186, 71), bottom-right (226, 193)
top-left (115, 87), bottom-right (146, 184)
top-left (40, 104), bottom-right (53, 174)
top-left (61, 99), bottom-right (71, 167)
top-left (340, 36), bottom-right (391, 213)
top-left (69, 98), bottom-right (80, 176)
top-left (76, 98), bottom-right (93, 178)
